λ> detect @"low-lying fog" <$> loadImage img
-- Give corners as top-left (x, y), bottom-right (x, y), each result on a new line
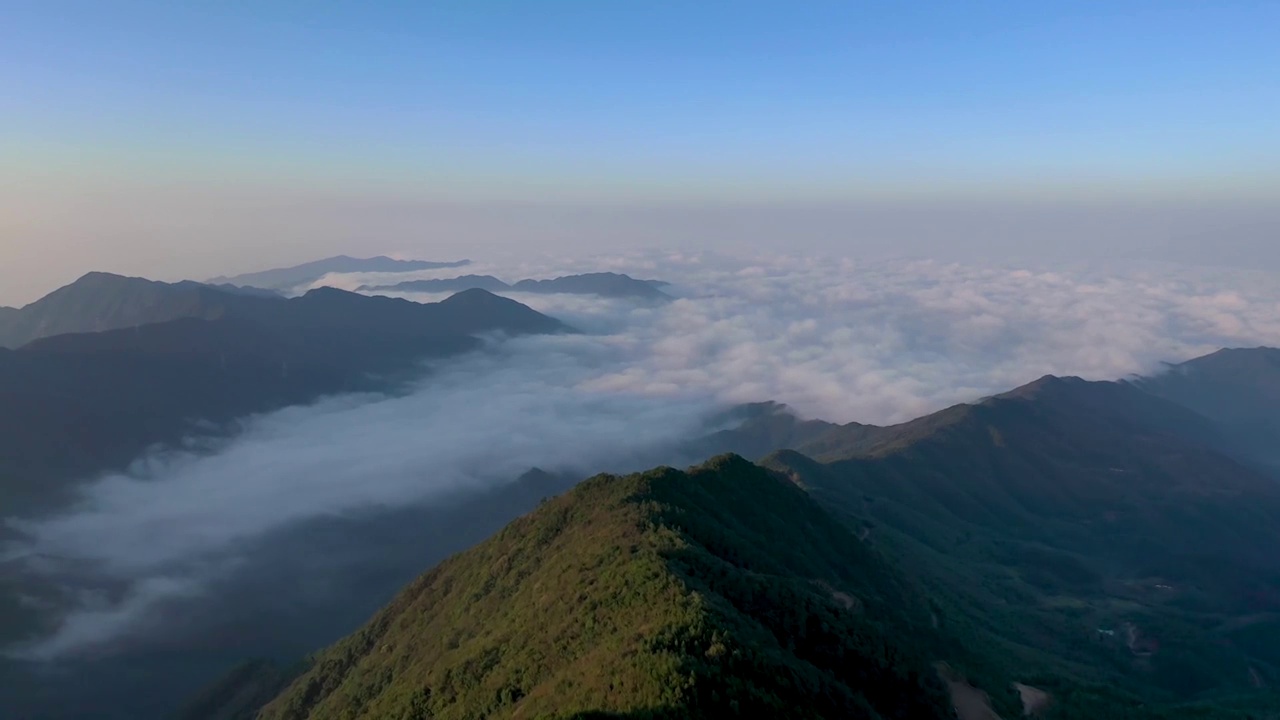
top-left (6, 251), bottom-right (1280, 673)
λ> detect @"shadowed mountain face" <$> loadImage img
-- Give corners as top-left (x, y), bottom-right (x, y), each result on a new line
top-left (766, 375), bottom-right (1280, 712)
top-left (208, 256), bottom-right (472, 292)
top-left (1130, 347), bottom-right (1280, 474)
top-left (365, 272), bottom-right (671, 301)
top-left (0, 284), bottom-right (569, 512)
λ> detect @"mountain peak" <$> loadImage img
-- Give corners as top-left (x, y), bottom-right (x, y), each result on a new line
top-left (0, 272), bottom-right (244, 348)
top-left (75, 270), bottom-right (131, 282)
top-left (248, 456), bottom-right (952, 720)
top-left (993, 373), bottom-right (1087, 401)
top-left (438, 286), bottom-right (508, 303)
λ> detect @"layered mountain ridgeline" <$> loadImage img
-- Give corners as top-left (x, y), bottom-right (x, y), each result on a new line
top-left (1131, 347), bottom-right (1280, 474)
top-left (209, 256), bottom-right (472, 292)
top-left (201, 456), bottom-right (982, 720)
top-left (705, 349), bottom-right (1280, 476)
top-left (0, 272), bottom-right (278, 349)
top-left (361, 274), bottom-right (512, 294)
top-left (362, 272), bottom-right (671, 301)
top-left (765, 374), bottom-right (1280, 715)
top-left (0, 282), bottom-right (570, 512)
top-left (208, 284), bottom-right (286, 298)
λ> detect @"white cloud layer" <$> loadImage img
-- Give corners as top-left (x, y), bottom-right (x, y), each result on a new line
top-left (319, 250), bottom-right (1280, 423)
top-left (6, 250), bottom-right (1280, 659)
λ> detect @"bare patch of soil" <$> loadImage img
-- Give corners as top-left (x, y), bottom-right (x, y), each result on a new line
top-left (937, 663), bottom-right (1003, 720)
top-left (1014, 683), bottom-right (1051, 716)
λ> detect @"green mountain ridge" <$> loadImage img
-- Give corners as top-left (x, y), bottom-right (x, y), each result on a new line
top-left (190, 354), bottom-right (1280, 720)
top-left (239, 455), bottom-right (963, 720)
top-left (11, 347), bottom-right (1280, 719)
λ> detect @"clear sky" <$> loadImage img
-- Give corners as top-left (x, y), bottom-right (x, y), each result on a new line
top-left (3, 1), bottom-right (1279, 303)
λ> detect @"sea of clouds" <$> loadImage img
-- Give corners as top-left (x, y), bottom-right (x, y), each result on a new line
top-left (6, 249), bottom-right (1280, 660)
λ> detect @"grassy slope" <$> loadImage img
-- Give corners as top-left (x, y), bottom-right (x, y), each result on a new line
top-left (256, 455), bottom-right (959, 720)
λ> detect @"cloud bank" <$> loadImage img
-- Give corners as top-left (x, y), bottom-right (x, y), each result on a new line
top-left (321, 250), bottom-right (1280, 423)
top-left (6, 251), bottom-right (1280, 659)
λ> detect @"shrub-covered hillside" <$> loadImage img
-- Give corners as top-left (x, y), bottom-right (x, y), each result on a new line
top-left (252, 455), bottom-right (960, 720)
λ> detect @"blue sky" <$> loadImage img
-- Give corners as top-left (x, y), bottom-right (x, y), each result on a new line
top-left (3, 2), bottom-right (1279, 304)
top-left (5, 1), bottom-right (1278, 198)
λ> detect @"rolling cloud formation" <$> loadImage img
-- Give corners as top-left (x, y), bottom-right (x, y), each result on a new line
top-left (6, 250), bottom-right (1280, 659)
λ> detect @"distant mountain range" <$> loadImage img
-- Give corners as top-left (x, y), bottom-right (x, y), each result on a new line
top-left (0, 272), bottom-right (279, 349)
top-left (181, 348), bottom-right (1280, 720)
top-left (0, 274), bottom-right (569, 512)
top-left (208, 255), bottom-right (472, 292)
top-left (361, 271), bottom-right (671, 301)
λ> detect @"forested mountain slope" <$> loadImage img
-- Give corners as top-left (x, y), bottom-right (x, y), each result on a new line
top-left (767, 375), bottom-right (1280, 714)
top-left (247, 455), bottom-right (967, 720)
top-left (0, 286), bottom-right (569, 511)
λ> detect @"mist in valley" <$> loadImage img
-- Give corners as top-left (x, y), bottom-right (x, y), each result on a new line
top-left (4, 251), bottom-right (1280, 718)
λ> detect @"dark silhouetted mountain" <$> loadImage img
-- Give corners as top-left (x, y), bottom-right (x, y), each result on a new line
top-left (1130, 347), bottom-right (1280, 473)
top-left (0, 286), bottom-right (569, 511)
top-left (208, 256), bottom-right (471, 291)
top-left (359, 274), bottom-right (511, 293)
top-left (0, 272), bottom-right (262, 349)
top-left (365, 271), bottom-right (672, 301)
top-left (512, 272), bottom-right (671, 300)
top-left (232, 455), bottom-right (964, 720)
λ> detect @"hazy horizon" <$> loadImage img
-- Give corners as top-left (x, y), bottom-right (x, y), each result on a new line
top-left (4, 2), bottom-right (1279, 305)
top-left (5, 195), bottom-right (1280, 307)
